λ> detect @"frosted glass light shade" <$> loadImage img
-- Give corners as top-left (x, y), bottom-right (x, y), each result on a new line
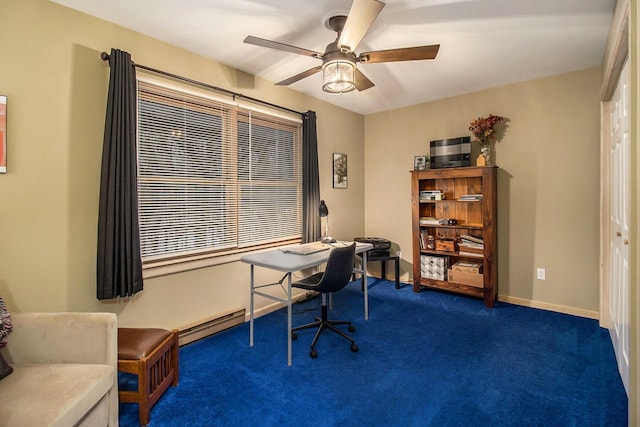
top-left (322, 60), bottom-right (356, 94)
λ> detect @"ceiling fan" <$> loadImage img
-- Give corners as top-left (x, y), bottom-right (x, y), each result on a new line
top-left (244, 0), bottom-right (440, 94)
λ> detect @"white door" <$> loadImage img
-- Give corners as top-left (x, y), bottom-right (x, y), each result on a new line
top-left (608, 57), bottom-right (630, 395)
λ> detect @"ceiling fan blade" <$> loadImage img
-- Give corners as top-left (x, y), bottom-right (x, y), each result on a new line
top-left (355, 69), bottom-right (375, 91)
top-left (244, 36), bottom-right (322, 59)
top-left (358, 44), bottom-right (440, 63)
top-left (338, 0), bottom-right (385, 53)
top-left (275, 66), bottom-right (323, 86)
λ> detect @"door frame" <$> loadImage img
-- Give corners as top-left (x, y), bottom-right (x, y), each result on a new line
top-left (600, 2), bottom-right (629, 330)
top-left (600, 0), bottom-right (630, 329)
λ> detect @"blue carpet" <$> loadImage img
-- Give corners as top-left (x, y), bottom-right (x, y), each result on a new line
top-left (119, 278), bottom-right (627, 426)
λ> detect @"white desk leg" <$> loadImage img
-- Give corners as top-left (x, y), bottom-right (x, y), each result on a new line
top-left (363, 251), bottom-right (368, 320)
top-left (250, 264), bottom-right (255, 347)
top-left (287, 272), bottom-right (293, 366)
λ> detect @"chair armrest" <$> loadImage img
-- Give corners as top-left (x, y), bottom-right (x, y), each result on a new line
top-left (1, 312), bottom-right (117, 369)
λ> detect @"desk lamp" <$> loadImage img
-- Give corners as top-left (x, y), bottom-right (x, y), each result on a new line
top-left (319, 200), bottom-right (335, 243)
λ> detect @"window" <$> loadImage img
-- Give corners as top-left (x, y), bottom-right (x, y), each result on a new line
top-left (136, 79), bottom-right (302, 265)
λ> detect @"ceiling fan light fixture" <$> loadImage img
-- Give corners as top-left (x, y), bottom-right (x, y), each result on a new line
top-left (322, 59), bottom-right (356, 94)
top-left (244, 1), bottom-right (439, 94)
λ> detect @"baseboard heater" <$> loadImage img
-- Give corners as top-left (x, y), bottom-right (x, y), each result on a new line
top-left (178, 308), bottom-right (245, 347)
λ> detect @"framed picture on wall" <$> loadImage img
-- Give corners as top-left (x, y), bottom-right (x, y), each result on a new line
top-left (0, 95), bottom-right (6, 173)
top-left (333, 153), bottom-right (347, 189)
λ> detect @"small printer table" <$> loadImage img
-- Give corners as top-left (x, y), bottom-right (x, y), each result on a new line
top-left (354, 237), bottom-right (400, 289)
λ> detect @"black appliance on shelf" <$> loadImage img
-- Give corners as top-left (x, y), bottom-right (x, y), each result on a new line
top-left (354, 237), bottom-right (391, 257)
top-left (429, 136), bottom-right (471, 168)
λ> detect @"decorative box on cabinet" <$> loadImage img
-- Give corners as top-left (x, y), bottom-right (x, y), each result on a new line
top-left (410, 166), bottom-right (497, 307)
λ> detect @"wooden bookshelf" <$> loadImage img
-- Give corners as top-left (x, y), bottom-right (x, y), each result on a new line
top-left (410, 166), bottom-right (497, 307)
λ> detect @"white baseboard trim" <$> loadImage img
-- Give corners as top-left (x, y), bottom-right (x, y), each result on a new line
top-left (178, 308), bottom-right (245, 346)
top-left (248, 292), bottom-right (601, 321)
top-left (499, 294), bottom-right (600, 320)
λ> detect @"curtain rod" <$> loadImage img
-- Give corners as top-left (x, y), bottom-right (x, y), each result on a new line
top-left (100, 51), bottom-right (304, 117)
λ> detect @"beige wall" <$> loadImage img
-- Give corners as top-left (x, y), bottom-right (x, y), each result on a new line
top-left (0, 0), bottom-right (364, 328)
top-left (365, 68), bottom-right (602, 317)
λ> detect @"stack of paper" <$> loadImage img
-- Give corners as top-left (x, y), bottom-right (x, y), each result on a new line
top-left (458, 234), bottom-right (483, 257)
top-left (457, 194), bottom-right (483, 201)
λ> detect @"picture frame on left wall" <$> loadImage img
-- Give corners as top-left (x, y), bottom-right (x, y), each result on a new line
top-left (0, 95), bottom-right (6, 173)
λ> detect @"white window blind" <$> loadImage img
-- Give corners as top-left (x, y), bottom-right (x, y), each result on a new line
top-left (137, 80), bottom-right (302, 262)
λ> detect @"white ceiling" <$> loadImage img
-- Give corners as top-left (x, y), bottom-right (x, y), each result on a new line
top-left (52, 0), bottom-right (615, 115)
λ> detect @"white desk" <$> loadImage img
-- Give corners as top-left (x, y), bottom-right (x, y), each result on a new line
top-left (241, 241), bottom-right (373, 365)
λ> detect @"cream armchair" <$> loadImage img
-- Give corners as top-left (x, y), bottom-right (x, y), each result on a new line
top-left (0, 312), bottom-right (118, 427)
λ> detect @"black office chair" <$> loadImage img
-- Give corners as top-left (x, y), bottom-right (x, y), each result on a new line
top-left (291, 243), bottom-right (358, 358)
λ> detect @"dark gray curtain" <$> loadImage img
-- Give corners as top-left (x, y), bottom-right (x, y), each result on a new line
top-left (97, 48), bottom-right (143, 300)
top-left (302, 110), bottom-right (321, 243)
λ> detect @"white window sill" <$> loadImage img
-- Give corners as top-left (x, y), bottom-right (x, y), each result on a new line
top-left (142, 241), bottom-right (299, 279)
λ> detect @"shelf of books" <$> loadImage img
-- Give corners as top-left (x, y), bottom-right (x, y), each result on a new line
top-left (411, 166), bottom-right (497, 307)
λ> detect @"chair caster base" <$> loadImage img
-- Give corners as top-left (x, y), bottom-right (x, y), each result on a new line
top-left (310, 349), bottom-right (318, 358)
top-left (350, 343), bottom-right (358, 352)
top-left (348, 325), bottom-right (356, 333)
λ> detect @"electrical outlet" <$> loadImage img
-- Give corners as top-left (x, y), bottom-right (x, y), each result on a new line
top-left (536, 268), bottom-right (546, 280)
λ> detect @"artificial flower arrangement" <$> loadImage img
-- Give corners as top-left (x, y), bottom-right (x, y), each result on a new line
top-left (468, 114), bottom-right (505, 147)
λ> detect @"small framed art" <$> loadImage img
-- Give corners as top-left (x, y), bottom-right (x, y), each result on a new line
top-left (333, 153), bottom-right (347, 189)
top-left (414, 155), bottom-right (427, 171)
top-left (0, 95), bottom-right (6, 173)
